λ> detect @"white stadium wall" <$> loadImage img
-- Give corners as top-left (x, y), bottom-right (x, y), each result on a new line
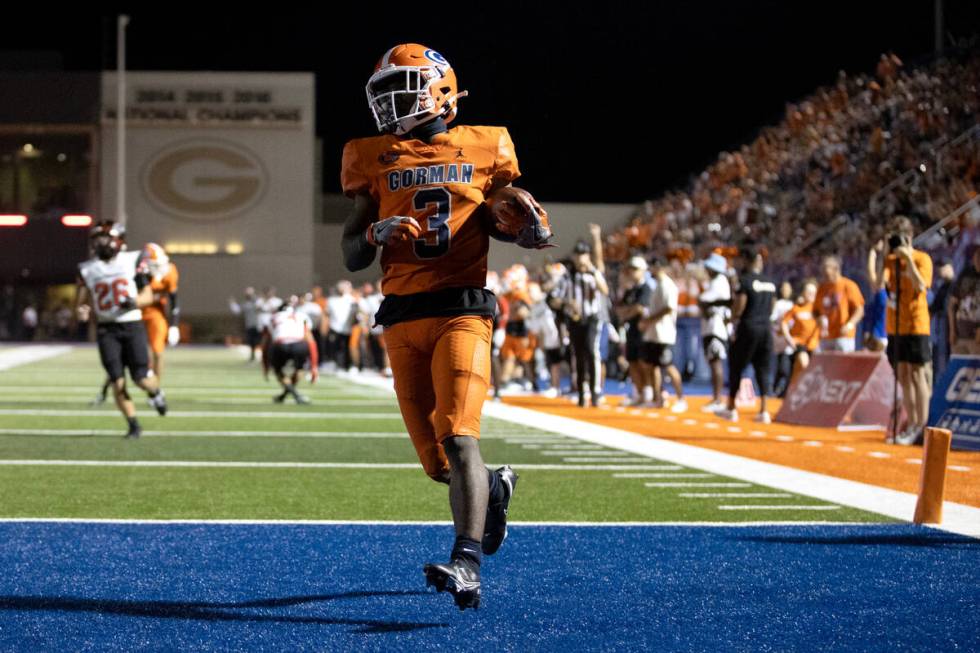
top-left (100, 72), bottom-right (315, 316)
top-left (313, 198), bottom-right (635, 288)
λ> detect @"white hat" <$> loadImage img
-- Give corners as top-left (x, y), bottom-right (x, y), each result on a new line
top-left (704, 253), bottom-right (727, 274)
top-left (627, 255), bottom-right (648, 270)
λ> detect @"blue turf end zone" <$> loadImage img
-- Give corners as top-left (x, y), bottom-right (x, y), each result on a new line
top-left (0, 523), bottom-right (977, 652)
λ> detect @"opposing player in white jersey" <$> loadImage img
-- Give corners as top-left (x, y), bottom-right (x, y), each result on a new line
top-left (75, 222), bottom-right (167, 438)
top-left (260, 296), bottom-right (319, 404)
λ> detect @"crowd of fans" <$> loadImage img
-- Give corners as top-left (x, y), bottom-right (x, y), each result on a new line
top-left (600, 50), bottom-right (980, 276)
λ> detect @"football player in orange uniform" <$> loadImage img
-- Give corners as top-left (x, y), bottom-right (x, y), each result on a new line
top-left (341, 43), bottom-right (553, 610)
top-left (140, 243), bottom-right (181, 380)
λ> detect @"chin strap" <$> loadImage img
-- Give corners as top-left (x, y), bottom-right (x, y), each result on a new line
top-left (407, 116), bottom-right (449, 142)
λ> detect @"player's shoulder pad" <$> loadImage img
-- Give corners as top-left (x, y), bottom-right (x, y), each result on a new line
top-left (343, 134), bottom-right (396, 157)
top-left (453, 125), bottom-right (512, 151)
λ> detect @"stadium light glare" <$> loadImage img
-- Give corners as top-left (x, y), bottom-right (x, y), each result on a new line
top-left (0, 215), bottom-right (28, 227)
top-left (225, 242), bottom-right (244, 255)
top-left (61, 214), bottom-right (93, 227)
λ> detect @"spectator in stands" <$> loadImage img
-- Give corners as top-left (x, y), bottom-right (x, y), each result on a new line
top-left (641, 257), bottom-right (687, 413)
top-left (717, 244), bottom-right (776, 424)
top-left (616, 256), bottom-right (654, 406)
top-left (325, 280), bottom-right (358, 372)
top-left (814, 256), bottom-right (865, 352)
top-left (556, 241), bottom-right (609, 408)
top-left (873, 216), bottom-right (934, 445)
top-left (500, 270), bottom-right (536, 391)
top-left (256, 287), bottom-right (283, 334)
top-left (780, 280), bottom-right (820, 382)
top-left (929, 260), bottom-right (955, 380)
top-left (229, 287), bottom-right (261, 361)
top-left (358, 282), bottom-right (388, 374)
top-left (771, 281), bottom-right (796, 397)
top-left (526, 281), bottom-right (564, 398)
top-left (949, 245), bottom-right (980, 356)
top-left (20, 304), bottom-right (38, 341)
top-left (299, 292), bottom-right (325, 366)
top-left (863, 243), bottom-right (889, 352)
top-left (698, 253), bottom-right (731, 411)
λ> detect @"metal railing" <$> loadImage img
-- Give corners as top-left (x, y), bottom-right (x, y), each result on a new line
top-left (914, 194), bottom-right (980, 249)
top-left (869, 123), bottom-right (980, 213)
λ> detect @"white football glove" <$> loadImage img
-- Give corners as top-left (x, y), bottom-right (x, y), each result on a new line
top-left (167, 326), bottom-right (180, 346)
top-left (367, 216), bottom-right (423, 246)
top-left (493, 328), bottom-right (506, 350)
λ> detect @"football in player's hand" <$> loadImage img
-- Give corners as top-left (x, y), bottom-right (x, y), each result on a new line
top-left (485, 187), bottom-right (556, 249)
top-left (486, 186), bottom-right (539, 235)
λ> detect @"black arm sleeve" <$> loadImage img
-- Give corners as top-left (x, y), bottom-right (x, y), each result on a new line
top-left (169, 292), bottom-right (180, 326)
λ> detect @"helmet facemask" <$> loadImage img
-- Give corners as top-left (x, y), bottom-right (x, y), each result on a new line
top-left (366, 65), bottom-right (465, 135)
top-left (93, 235), bottom-right (120, 261)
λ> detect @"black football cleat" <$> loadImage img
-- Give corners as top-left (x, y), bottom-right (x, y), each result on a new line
top-left (149, 391), bottom-right (167, 416)
top-left (125, 422), bottom-right (142, 439)
top-left (424, 559), bottom-right (481, 611)
top-left (483, 465), bottom-right (518, 555)
top-left (273, 391), bottom-right (288, 403)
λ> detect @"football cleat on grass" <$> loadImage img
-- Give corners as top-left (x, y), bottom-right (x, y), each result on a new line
top-left (424, 559), bottom-right (481, 611)
top-left (294, 393), bottom-right (311, 405)
top-left (483, 465), bottom-right (518, 555)
top-left (125, 422), bottom-right (142, 439)
top-left (149, 391), bottom-right (167, 416)
top-left (273, 391), bottom-right (288, 403)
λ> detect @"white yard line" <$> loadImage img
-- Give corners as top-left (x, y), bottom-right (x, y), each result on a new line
top-left (0, 395), bottom-right (398, 406)
top-left (718, 505), bottom-right (842, 511)
top-left (679, 493), bottom-right (794, 498)
top-left (0, 428), bottom-right (409, 439)
top-left (645, 482), bottom-right (753, 488)
top-left (0, 459), bottom-right (686, 472)
top-left (0, 346), bottom-right (72, 371)
top-left (540, 450), bottom-right (621, 456)
top-left (0, 409), bottom-right (403, 419)
top-left (562, 457), bottom-right (649, 463)
top-left (0, 517), bottom-right (891, 528)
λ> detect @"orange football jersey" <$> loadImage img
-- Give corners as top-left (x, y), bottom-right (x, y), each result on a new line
top-left (341, 125), bottom-right (520, 296)
top-left (141, 264), bottom-right (179, 322)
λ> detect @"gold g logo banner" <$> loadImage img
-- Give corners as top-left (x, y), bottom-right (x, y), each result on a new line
top-left (141, 139), bottom-right (268, 222)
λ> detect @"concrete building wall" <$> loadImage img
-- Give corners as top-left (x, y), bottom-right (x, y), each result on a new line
top-left (100, 72), bottom-right (315, 315)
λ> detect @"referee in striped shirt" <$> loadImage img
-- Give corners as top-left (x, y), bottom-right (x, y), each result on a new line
top-left (554, 240), bottom-right (609, 407)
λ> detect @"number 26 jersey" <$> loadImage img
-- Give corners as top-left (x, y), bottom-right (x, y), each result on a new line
top-left (341, 125), bottom-right (520, 297)
top-left (78, 251), bottom-right (143, 324)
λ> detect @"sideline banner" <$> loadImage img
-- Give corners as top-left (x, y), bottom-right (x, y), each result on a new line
top-left (776, 352), bottom-right (896, 430)
top-left (929, 355), bottom-right (980, 451)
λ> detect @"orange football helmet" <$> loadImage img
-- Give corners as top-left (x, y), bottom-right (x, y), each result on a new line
top-left (365, 43), bottom-right (468, 135)
top-left (141, 242), bottom-right (171, 279)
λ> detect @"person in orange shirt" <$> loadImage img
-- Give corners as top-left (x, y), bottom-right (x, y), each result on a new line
top-left (340, 43), bottom-right (553, 610)
top-left (872, 216), bottom-right (933, 445)
top-left (780, 280), bottom-right (819, 383)
top-left (139, 243), bottom-right (180, 380)
top-left (814, 256), bottom-right (864, 353)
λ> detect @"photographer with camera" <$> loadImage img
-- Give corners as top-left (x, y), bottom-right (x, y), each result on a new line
top-left (870, 216), bottom-right (933, 446)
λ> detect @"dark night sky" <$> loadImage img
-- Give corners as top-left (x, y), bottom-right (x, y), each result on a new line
top-left (5, 2), bottom-right (980, 202)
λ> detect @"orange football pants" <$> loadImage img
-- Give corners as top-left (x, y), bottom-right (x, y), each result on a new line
top-left (384, 315), bottom-right (492, 481)
top-left (143, 314), bottom-right (168, 354)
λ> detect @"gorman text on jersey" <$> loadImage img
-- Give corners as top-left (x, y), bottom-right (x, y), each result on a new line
top-left (387, 163), bottom-right (475, 192)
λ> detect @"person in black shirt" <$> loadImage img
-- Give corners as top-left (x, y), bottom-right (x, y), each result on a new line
top-left (616, 256), bottom-right (654, 406)
top-left (717, 243), bottom-right (776, 424)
